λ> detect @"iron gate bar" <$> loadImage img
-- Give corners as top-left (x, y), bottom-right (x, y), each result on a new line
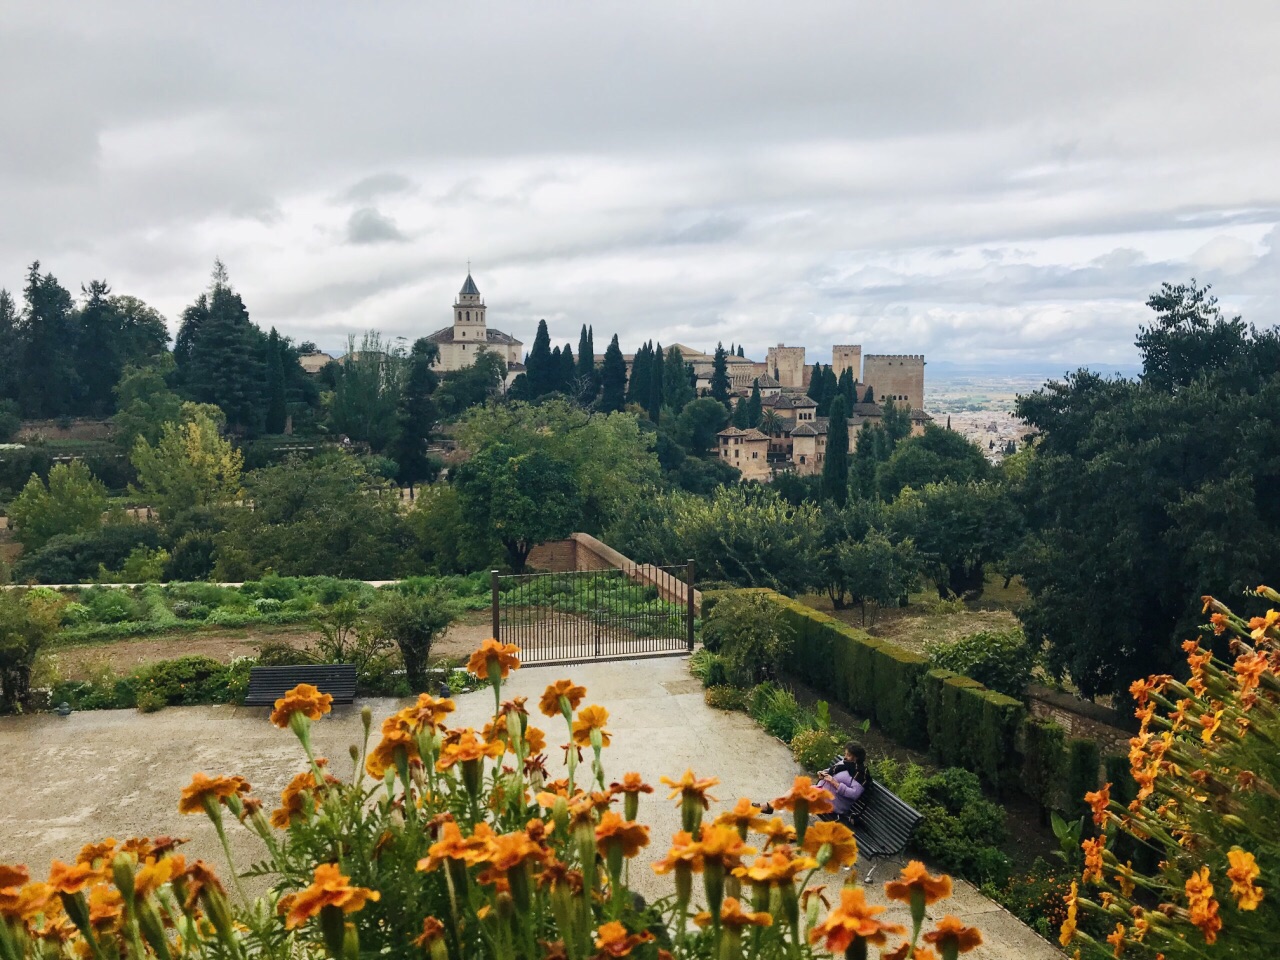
top-left (490, 562), bottom-right (695, 666)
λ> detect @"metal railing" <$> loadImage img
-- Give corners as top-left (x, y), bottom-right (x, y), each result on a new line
top-left (491, 562), bottom-right (695, 665)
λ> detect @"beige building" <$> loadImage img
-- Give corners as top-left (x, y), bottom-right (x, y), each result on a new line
top-left (862, 354), bottom-right (925, 412)
top-left (716, 427), bottom-right (771, 481)
top-left (425, 273), bottom-right (524, 374)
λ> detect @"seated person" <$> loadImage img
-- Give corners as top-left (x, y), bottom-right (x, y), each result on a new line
top-left (762, 741), bottom-right (871, 823)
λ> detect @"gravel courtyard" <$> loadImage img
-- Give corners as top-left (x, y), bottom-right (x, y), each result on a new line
top-left (0, 655), bottom-right (1059, 959)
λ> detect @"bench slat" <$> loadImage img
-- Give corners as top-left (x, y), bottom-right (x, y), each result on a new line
top-left (852, 782), bottom-right (924, 859)
top-left (244, 665), bottom-right (358, 706)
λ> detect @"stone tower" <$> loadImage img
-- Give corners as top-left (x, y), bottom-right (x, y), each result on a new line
top-left (766, 344), bottom-right (807, 389)
top-left (453, 273), bottom-right (487, 343)
top-left (862, 354), bottom-right (925, 411)
top-left (832, 345), bottom-right (862, 383)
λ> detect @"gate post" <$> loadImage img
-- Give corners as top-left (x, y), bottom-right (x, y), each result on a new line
top-left (685, 559), bottom-right (696, 652)
top-left (491, 570), bottom-right (500, 642)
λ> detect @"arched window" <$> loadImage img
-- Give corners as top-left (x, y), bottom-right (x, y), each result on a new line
top-left (466, 311), bottom-right (470, 321)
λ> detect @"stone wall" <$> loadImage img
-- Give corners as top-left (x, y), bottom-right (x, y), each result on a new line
top-left (525, 533), bottom-right (700, 609)
top-left (1026, 684), bottom-right (1136, 756)
top-left (765, 345), bottom-right (806, 389)
top-left (831, 344), bottom-right (862, 382)
top-left (863, 354), bottom-right (926, 412)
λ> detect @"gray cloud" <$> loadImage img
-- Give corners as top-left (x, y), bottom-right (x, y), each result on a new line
top-left (0, 1), bottom-right (1277, 368)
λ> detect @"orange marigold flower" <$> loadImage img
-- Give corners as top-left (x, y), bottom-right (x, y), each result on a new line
top-left (771, 775), bottom-right (834, 816)
top-left (570, 705), bottom-right (611, 748)
top-left (0, 864), bottom-right (29, 891)
top-left (270, 768), bottom-right (332, 828)
top-left (418, 821), bottom-right (492, 872)
top-left (757, 817), bottom-right (797, 848)
top-left (1226, 848), bottom-right (1264, 911)
top-left (178, 860), bottom-right (224, 911)
top-left (593, 920), bottom-right (653, 957)
top-left (1105, 922), bottom-right (1126, 957)
top-left (1085, 783), bottom-right (1111, 828)
top-left (713, 798), bottom-right (767, 834)
top-left (76, 841), bottom-right (116, 867)
top-left (660, 769), bottom-right (719, 808)
top-left (366, 727), bottom-right (421, 779)
top-left (87, 885), bottom-right (123, 927)
top-left (1059, 880), bottom-right (1079, 947)
top-left (436, 728), bottom-right (505, 770)
top-left (595, 812), bottom-right (651, 859)
top-left (1185, 866), bottom-right (1221, 944)
top-left (651, 831), bottom-right (705, 875)
top-left (178, 772), bottom-right (250, 815)
top-left (802, 821), bottom-right (858, 871)
top-left (1248, 609), bottom-right (1280, 641)
top-left (1114, 861), bottom-right (1136, 898)
top-left (810, 887), bottom-right (906, 952)
top-left (0, 880), bottom-right (54, 923)
top-left (284, 863), bottom-right (380, 929)
top-left (1082, 838), bottom-right (1105, 884)
top-left (1129, 678), bottom-right (1154, 706)
top-left (733, 848), bottom-right (817, 886)
top-left (1209, 612), bottom-right (1229, 635)
top-left (539, 680), bottom-right (587, 717)
top-left (414, 916), bottom-right (446, 948)
top-left (47, 861), bottom-right (98, 895)
top-left (466, 639), bottom-right (521, 679)
top-left (1199, 710), bottom-right (1223, 744)
top-left (269, 683), bottom-right (333, 728)
top-left (697, 824), bottom-right (755, 868)
top-left (406, 693), bottom-right (455, 731)
top-left (1234, 653), bottom-right (1268, 695)
top-left (884, 860), bottom-right (952, 905)
top-left (609, 772), bottom-right (654, 796)
top-left (883, 946), bottom-right (938, 960)
top-left (923, 915), bottom-right (983, 955)
top-left (479, 830), bottom-right (547, 875)
top-left (694, 896), bottom-right (772, 930)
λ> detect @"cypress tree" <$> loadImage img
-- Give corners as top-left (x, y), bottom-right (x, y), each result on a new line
top-left (265, 327), bottom-right (288, 433)
top-left (600, 335), bottom-right (627, 413)
top-left (19, 262), bottom-right (79, 419)
top-left (627, 342), bottom-right (651, 406)
top-left (732, 397), bottom-right (750, 428)
top-left (747, 379), bottom-right (762, 427)
top-left (527, 319), bottom-right (553, 397)
top-left (738, 345), bottom-right (745, 358)
top-left (710, 342), bottom-right (731, 405)
top-left (663, 345), bottom-right (694, 413)
top-left (575, 325), bottom-right (596, 400)
top-left (864, 384), bottom-right (875, 403)
top-left (0, 290), bottom-right (17, 403)
top-left (822, 395), bottom-right (850, 506)
top-left (837, 367), bottom-right (856, 410)
top-left (560, 342), bottom-right (576, 395)
top-left (391, 338), bottom-right (440, 488)
top-left (647, 341), bottom-right (665, 422)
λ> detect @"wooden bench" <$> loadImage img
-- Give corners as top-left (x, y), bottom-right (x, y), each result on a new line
top-left (850, 781), bottom-right (925, 881)
top-left (244, 665), bottom-right (358, 708)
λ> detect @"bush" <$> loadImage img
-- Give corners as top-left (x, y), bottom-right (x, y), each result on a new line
top-left (791, 727), bottom-right (843, 772)
top-left (701, 592), bottom-right (794, 686)
top-left (85, 588), bottom-right (141, 624)
top-left (256, 641), bottom-right (318, 667)
top-left (748, 683), bottom-right (806, 743)
top-left (1065, 738), bottom-right (1101, 821)
top-left (922, 668), bottom-right (1026, 792)
top-left (136, 688), bottom-right (167, 713)
top-left (1021, 718), bottom-right (1067, 817)
top-left (985, 857), bottom-right (1073, 941)
top-left (704, 685), bottom-right (750, 711)
top-left (926, 628), bottom-right (1036, 698)
top-left (132, 656), bottom-right (229, 706)
top-left (170, 601), bottom-right (210, 621)
top-left (0, 590), bottom-right (61, 712)
top-left (13, 523), bottom-right (165, 584)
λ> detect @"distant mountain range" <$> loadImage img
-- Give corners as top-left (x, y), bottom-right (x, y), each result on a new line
top-left (927, 360), bottom-right (1142, 381)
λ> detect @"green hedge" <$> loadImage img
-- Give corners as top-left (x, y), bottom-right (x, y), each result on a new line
top-left (921, 669), bottom-right (1026, 792)
top-left (1021, 718), bottom-right (1068, 816)
top-left (1067, 738), bottom-right (1102, 821)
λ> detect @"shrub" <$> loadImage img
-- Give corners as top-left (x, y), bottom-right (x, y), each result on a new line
top-left (986, 857), bottom-right (1073, 941)
top-left (85, 588), bottom-right (141, 624)
top-left (136, 688), bottom-right (167, 713)
top-left (60, 602), bottom-right (93, 626)
top-left (369, 587), bottom-right (455, 691)
top-left (256, 641), bottom-right (318, 666)
top-left (922, 668), bottom-right (1026, 792)
top-left (1065, 737), bottom-right (1100, 821)
top-left (926, 628), bottom-right (1036, 698)
top-left (170, 601), bottom-right (210, 621)
top-left (205, 608), bottom-right (255, 627)
top-left (132, 656), bottom-right (228, 706)
top-left (791, 727), bottom-right (843, 772)
top-left (12, 523), bottom-right (165, 584)
top-left (253, 597), bottom-right (284, 613)
top-left (701, 592), bottom-right (794, 686)
top-left (704, 685), bottom-right (750, 711)
top-left (748, 683), bottom-right (806, 743)
top-left (0, 590), bottom-right (61, 712)
top-left (1021, 718), bottom-right (1067, 818)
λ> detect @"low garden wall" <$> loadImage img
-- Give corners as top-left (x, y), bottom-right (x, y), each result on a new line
top-left (703, 588), bottom-right (1107, 808)
top-left (527, 533), bottom-right (701, 609)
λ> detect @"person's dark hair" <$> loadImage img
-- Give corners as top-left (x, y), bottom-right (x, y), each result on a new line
top-left (845, 742), bottom-right (867, 765)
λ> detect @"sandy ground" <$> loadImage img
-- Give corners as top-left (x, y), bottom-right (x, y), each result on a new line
top-left (0, 656), bottom-right (1058, 959)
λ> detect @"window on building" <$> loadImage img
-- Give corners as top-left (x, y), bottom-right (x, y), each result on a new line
top-left (799, 455), bottom-right (806, 464)
top-left (752, 452), bottom-right (758, 459)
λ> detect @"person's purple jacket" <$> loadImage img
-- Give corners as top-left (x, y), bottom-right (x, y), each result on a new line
top-left (820, 768), bottom-right (865, 817)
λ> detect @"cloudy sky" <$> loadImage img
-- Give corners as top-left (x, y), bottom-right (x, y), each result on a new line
top-left (2, 2), bottom-right (1278, 368)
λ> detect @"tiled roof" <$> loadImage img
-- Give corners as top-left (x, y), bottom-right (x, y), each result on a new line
top-left (425, 326), bottom-right (522, 346)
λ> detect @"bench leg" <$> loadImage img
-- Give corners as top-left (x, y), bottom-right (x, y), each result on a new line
top-left (863, 857), bottom-right (882, 884)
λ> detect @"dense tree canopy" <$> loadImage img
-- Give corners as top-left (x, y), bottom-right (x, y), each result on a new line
top-left (876, 423), bottom-right (991, 499)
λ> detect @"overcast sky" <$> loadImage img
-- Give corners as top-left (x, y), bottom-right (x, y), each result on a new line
top-left (2, 2), bottom-right (1278, 368)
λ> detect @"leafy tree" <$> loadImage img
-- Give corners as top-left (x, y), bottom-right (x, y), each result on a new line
top-left (835, 528), bottom-right (920, 624)
top-left (821, 395), bottom-right (849, 505)
top-left (662, 345), bottom-right (695, 413)
top-left (7, 461), bottom-right (107, 550)
top-left (1013, 282), bottom-right (1280, 696)
top-left (264, 328), bottom-right (288, 434)
top-left (453, 444), bottom-right (582, 571)
top-left (817, 498), bottom-right (887, 608)
top-left (525, 319), bottom-right (554, 398)
top-left (702, 592), bottom-right (795, 685)
top-left (0, 400), bottom-right (19, 443)
top-left (372, 587), bottom-right (456, 691)
top-left (889, 480), bottom-right (1021, 600)
top-left (863, 384), bottom-right (875, 403)
top-left (73, 284), bottom-right (169, 416)
top-left (434, 349), bottom-right (506, 417)
top-left (455, 398), bottom-right (660, 534)
top-left (731, 396), bottom-right (750, 429)
top-left (0, 590), bottom-right (60, 713)
top-left (673, 397), bottom-right (729, 456)
top-left (882, 397), bottom-right (912, 444)
top-left (131, 405), bottom-right (244, 524)
top-left (390, 338), bottom-right (441, 489)
top-left (12, 521), bottom-right (164, 584)
top-left (18, 262), bottom-right (79, 418)
top-left (746, 380), bottom-right (762, 428)
top-left (599, 335), bottom-right (627, 413)
top-left (666, 454), bottom-right (740, 494)
top-left (558, 342), bottom-right (576, 397)
top-left (111, 357), bottom-right (184, 450)
top-left (877, 423), bottom-right (991, 499)
top-left (405, 484), bottom-right (498, 573)
top-left (173, 261), bottom-right (266, 435)
top-left (214, 452), bottom-right (408, 579)
top-left (0, 290), bottom-right (18, 404)
top-left (710, 342), bottom-right (731, 405)
top-left (327, 331), bottom-right (404, 451)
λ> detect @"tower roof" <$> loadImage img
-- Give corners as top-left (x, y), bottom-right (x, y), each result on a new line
top-left (459, 273), bottom-right (480, 296)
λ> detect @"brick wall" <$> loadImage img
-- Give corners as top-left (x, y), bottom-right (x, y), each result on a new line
top-left (1026, 684), bottom-right (1135, 756)
top-left (525, 533), bottom-right (701, 609)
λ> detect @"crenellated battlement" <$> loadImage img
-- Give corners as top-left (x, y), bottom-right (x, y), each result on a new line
top-left (864, 354), bottom-right (925, 362)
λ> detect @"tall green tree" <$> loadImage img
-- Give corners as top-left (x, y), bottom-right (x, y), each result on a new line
top-left (559, 342), bottom-right (576, 396)
top-left (821, 395), bottom-right (849, 505)
top-left (575, 325), bottom-right (597, 402)
top-left (112, 358), bottom-right (183, 450)
top-left (7, 461), bottom-right (107, 551)
top-left (876, 423), bottom-right (991, 499)
top-left (646, 341), bottom-right (665, 423)
top-left (173, 261), bottom-right (266, 435)
top-left (0, 290), bottom-right (18, 404)
top-left (837, 367), bottom-right (856, 409)
top-left (434, 349), bottom-right (506, 417)
top-left (746, 380), bottom-right (762, 428)
top-left (0, 591), bottom-right (60, 713)
top-left (731, 396), bottom-right (750, 429)
top-left (131, 405), bottom-right (244, 524)
top-left (73, 284), bottom-right (169, 417)
top-left (662, 345), bottom-right (695, 413)
top-left (390, 338), bottom-right (441, 488)
top-left (627, 342), bottom-right (652, 407)
top-left (710, 342), bottom-right (731, 405)
top-left (328, 331), bottom-right (404, 451)
top-left (264, 328), bottom-right (288, 434)
top-left (882, 397), bottom-right (912, 444)
top-left (599, 335), bottom-right (627, 413)
top-left (674, 397), bottom-right (730, 456)
top-left (526, 319), bottom-right (553, 397)
top-left (18, 262), bottom-right (78, 418)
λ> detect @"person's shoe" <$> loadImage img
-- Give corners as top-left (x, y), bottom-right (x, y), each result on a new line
top-left (760, 802), bottom-right (774, 815)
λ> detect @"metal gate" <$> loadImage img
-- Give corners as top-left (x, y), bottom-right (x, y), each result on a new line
top-left (491, 562), bottom-right (695, 665)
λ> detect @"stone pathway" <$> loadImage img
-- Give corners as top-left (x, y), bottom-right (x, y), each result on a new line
top-left (0, 656), bottom-right (1059, 958)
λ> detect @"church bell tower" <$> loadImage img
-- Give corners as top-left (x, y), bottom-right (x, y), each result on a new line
top-left (453, 271), bottom-right (487, 342)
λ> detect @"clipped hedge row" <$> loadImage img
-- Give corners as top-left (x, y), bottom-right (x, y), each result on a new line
top-left (704, 589), bottom-right (1040, 793)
